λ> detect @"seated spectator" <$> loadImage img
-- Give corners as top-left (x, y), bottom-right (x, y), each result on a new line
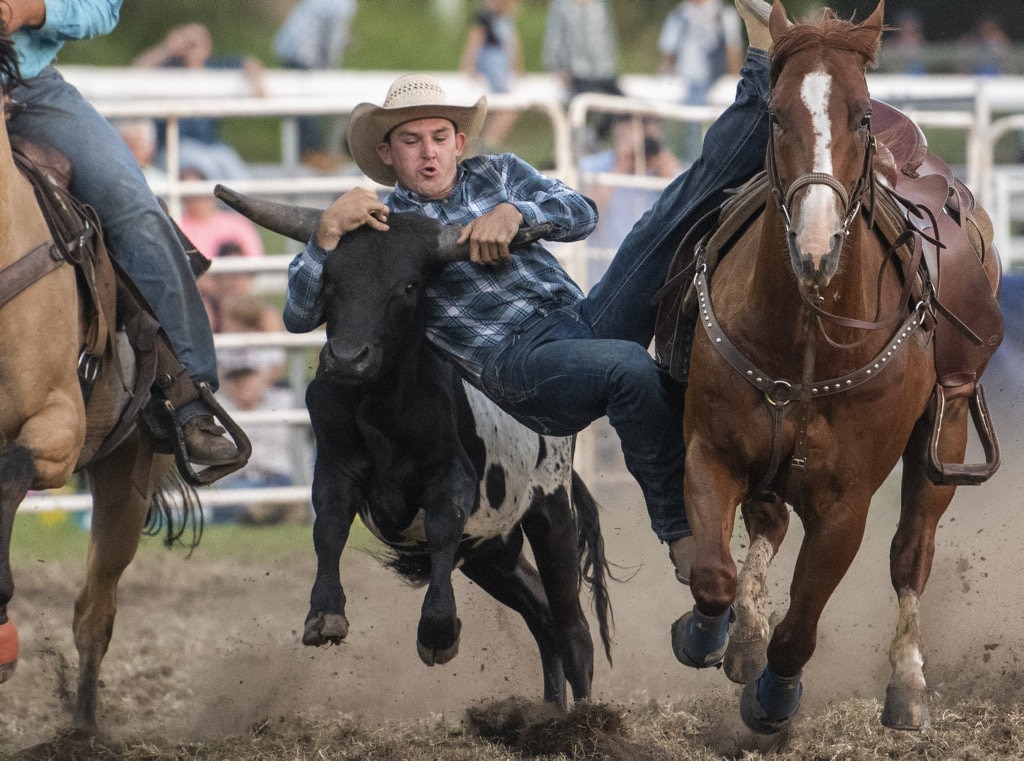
top-left (177, 167), bottom-right (265, 261)
top-left (114, 117), bottom-right (168, 187)
top-left (134, 23), bottom-right (265, 180)
top-left (212, 351), bottom-right (304, 525)
top-left (217, 291), bottom-right (287, 385)
top-left (579, 115), bottom-right (680, 267)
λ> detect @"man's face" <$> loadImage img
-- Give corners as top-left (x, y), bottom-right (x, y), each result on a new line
top-left (377, 117), bottom-right (465, 200)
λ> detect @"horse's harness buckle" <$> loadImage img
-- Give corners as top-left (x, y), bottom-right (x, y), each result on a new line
top-left (764, 379), bottom-right (795, 407)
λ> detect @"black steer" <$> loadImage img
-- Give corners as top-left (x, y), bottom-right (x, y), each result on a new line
top-left (215, 187), bottom-right (612, 707)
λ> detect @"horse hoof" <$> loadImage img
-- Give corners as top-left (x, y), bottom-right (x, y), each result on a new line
top-left (881, 683), bottom-right (931, 730)
top-left (417, 618), bottom-right (462, 666)
top-left (739, 667), bottom-right (803, 735)
top-left (302, 612), bottom-right (349, 646)
top-left (724, 637), bottom-right (768, 684)
top-left (670, 608), bottom-right (733, 669)
top-left (0, 619), bottom-right (18, 683)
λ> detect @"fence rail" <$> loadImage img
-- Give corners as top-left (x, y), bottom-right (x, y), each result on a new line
top-left (21, 66), bottom-right (1024, 514)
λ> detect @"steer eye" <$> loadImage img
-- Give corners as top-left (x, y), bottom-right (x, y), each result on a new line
top-left (404, 281), bottom-right (417, 294)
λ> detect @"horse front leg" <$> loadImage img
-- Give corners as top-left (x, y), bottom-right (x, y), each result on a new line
top-left (725, 495), bottom-right (789, 684)
top-left (72, 435), bottom-right (166, 734)
top-left (0, 445), bottom-right (37, 684)
top-left (883, 402), bottom-right (964, 730)
top-left (672, 443), bottom-right (744, 669)
top-left (416, 473), bottom-right (471, 666)
top-left (741, 494), bottom-right (870, 734)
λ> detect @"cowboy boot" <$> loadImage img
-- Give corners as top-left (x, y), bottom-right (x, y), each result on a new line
top-left (154, 363), bottom-right (243, 467)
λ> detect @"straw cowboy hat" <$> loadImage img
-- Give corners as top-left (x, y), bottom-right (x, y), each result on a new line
top-left (347, 73), bottom-right (487, 186)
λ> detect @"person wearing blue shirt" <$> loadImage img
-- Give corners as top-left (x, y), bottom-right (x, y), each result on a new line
top-left (285, 0), bottom-right (775, 589)
top-left (4, 0), bottom-right (242, 471)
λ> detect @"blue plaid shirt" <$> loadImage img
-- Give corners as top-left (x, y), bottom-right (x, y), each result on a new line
top-left (284, 153), bottom-right (597, 381)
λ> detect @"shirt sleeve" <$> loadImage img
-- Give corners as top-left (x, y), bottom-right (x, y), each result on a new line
top-left (499, 154), bottom-right (598, 243)
top-left (36, 0), bottom-right (121, 42)
top-left (283, 237), bottom-right (328, 333)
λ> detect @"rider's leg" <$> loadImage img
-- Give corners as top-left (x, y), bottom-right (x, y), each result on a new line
top-left (579, 0), bottom-right (775, 347)
top-left (7, 67), bottom-right (240, 467)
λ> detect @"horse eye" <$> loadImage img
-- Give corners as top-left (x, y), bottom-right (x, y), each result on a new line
top-left (769, 111), bottom-right (781, 126)
top-left (860, 114), bottom-right (871, 129)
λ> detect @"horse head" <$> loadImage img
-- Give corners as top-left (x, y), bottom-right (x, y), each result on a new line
top-left (766, 0), bottom-right (884, 289)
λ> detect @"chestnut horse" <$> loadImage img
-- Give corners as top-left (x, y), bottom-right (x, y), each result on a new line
top-left (660, 0), bottom-right (1002, 734)
top-left (0, 30), bottom-right (196, 734)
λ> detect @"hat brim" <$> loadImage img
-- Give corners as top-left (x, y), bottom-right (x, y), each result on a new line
top-left (347, 96), bottom-right (488, 186)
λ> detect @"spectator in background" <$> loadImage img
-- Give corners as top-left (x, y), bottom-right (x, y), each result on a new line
top-left (213, 349), bottom-right (302, 525)
top-left (198, 241), bottom-right (262, 335)
top-left (217, 291), bottom-right (288, 386)
top-left (177, 166), bottom-right (265, 261)
top-left (115, 117), bottom-right (168, 187)
top-left (658, 0), bottom-right (742, 162)
top-left (580, 115), bottom-right (680, 259)
top-left (460, 0), bottom-right (524, 151)
top-left (274, 0), bottom-right (358, 171)
top-left (958, 16), bottom-right (1011, 76)
top-left (543, 0), bottom-right (622, 149)
top-left (134, 22), bottom-right (265, 180)
top-left (882, 10), bottom-right (928, 75)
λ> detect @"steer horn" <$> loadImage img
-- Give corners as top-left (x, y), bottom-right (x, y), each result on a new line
top-left (214, 184), bottom-right (555, 254)
top-left (215, 184), bottom-right (322, 242)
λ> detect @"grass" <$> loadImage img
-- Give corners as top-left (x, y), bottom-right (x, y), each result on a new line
top-left (10, 508), bottom-right (380, 567)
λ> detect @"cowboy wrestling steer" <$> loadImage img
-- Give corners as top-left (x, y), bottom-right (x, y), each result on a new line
top-left (216, 188), bottom-right (612, 706)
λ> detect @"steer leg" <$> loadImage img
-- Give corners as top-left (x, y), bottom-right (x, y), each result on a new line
top-left (303, 378), bottom-right (365, 647)
top-left (416, 464), bottom-right (473, 666)
top-left (461, 527), bottom-right (571, 708)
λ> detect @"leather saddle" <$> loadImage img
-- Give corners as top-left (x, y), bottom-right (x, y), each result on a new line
top-left (5, 137), bottom-right (248, 486)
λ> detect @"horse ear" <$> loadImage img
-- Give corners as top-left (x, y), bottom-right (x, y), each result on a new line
top-left (214, 185), bottom-right (321, 243)
top-left (852, 0), bottom-right (886, 66)
top-left (769, 1), bottom-right (790, 41)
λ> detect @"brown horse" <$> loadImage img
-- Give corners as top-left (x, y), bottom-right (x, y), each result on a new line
top-left (0, 32), bottom-right (197, 734)
top-left (661, 0), bottom-right (1002, 734)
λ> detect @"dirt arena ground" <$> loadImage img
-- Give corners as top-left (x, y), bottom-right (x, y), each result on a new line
top-left (2, 346), bottom-right (1022, 757)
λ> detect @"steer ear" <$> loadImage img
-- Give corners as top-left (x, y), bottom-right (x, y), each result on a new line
top-left (434, 222), bottom-right (557, 263)
top-left (214, 185), bottom-right (322, 242)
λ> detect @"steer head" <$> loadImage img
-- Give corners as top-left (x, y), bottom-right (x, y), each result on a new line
top-left (213, 186), bottom-right (551, 385)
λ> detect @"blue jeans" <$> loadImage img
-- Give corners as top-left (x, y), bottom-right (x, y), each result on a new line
top-left (481, 50), bottom-right (770, 542)
top-left (8, 66), bottom-right (218, 387)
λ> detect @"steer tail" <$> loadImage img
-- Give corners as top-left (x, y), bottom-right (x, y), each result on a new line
top-left (572, 470), bottom-right (614, 666)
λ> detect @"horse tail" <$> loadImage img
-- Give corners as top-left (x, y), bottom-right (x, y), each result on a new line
top-left (142, 467), bottom-right (202, 552)
top-left (573, 470), bottom-right (614, 666)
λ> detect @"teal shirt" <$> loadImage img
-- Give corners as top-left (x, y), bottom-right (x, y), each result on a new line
top-left (12, 0), bottom-right (121, 78)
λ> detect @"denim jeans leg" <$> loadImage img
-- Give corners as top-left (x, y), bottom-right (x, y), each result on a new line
top-left (8, 67), bottom-right (219, 387)
top-left (579, 49), bottom-right (771, 346)
top-left (482, 317), bottom-right (690, 541)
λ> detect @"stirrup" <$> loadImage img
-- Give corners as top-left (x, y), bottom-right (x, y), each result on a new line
top-left (926, 383), bottom-right (999, 486)
top-left (165, 382), bottom-right (252, 486)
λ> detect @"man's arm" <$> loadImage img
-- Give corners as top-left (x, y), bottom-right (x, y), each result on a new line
top-left (283, 188), bottom-right (389, 332)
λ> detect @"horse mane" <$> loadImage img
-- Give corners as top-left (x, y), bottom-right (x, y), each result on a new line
top-left (770, 9), bottom-right (884, 88)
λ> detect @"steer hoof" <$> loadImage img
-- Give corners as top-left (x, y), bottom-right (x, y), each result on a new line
top-left (0, 619), bottom-right (18, 683)
top-left (302, 611), bottom-right (350, 646)
top-left (417, 617), bottom-right (462, 666)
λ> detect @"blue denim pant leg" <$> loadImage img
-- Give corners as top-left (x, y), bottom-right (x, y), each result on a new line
top-left (481, 310), bottom-right (690, 542)
top-left (579, 49), bottom-right (771, 346)
top-left (7, 67), bottom-right (218, 387)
